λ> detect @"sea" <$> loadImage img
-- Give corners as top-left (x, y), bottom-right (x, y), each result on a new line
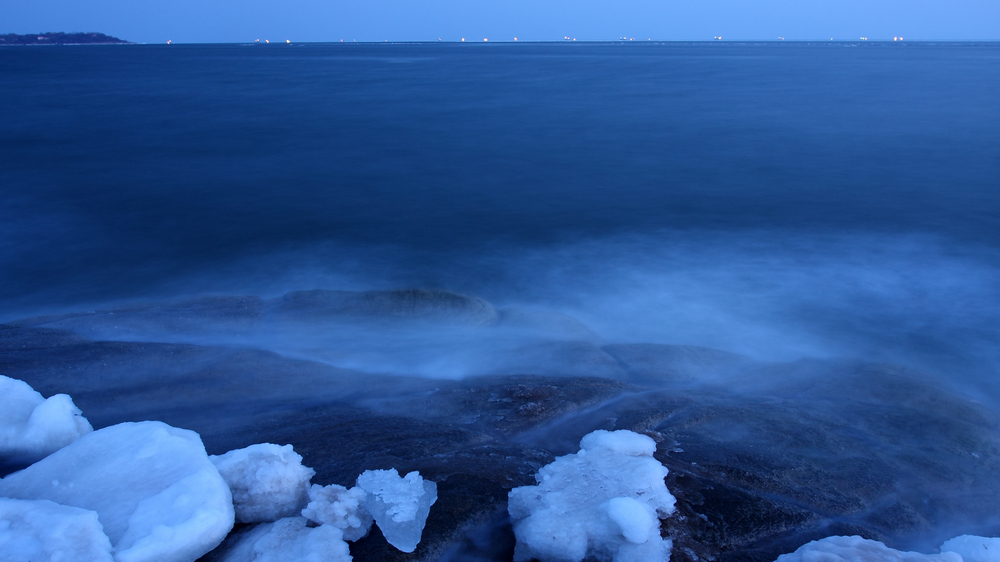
top-left (1, 41), bottom-right (999, 385)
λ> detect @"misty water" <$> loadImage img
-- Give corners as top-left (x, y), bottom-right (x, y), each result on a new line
top-left (1, 42), bottom-right (999, 560)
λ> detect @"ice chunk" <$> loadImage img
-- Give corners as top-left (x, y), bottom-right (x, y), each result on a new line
top-left (301, 483), bottom-right (373, 541)
top-left (210, 443), bottom-right (315, 523)
top-left (218, 516), bottom-right (351, 562)
top-left (0, 421), bottom-right (234, 562)
top-left (0, 375), bottom-right (92, 466)
top-left (774, 535), bottom-right (962, 561)
top-left (355, 468), bottom-right (437, 553)
top-left (941, 535), bottom-right (1000, 562)
top-left (0, 497), bottom-right (113, 562)
top-left (508, 429), bottom-right (676, 562)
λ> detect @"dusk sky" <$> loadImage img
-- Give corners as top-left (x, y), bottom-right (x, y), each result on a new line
top-left (4, 0), bottom-right (999, 44)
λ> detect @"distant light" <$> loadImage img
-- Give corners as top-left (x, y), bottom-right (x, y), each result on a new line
top-left (894, 37), bottom-right (898, 41)
top-left (461, 38), bottom-right (465, 42)
top-left (286, 40), bottom-right (290, 44)
top-left (255, 39), bottom-right (259, 43)
top-left (778, 37), bottom-right (784, 40)
top-left (514, 37), bottom-right (518, 41)
top-left (265, 39), bottom-right (269, 43)
top-left (167, 40), bottom-right (171, 45)
top-left (484, 38), bottom-right (488, 41)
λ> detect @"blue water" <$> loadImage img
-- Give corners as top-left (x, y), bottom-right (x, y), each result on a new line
top-left (2, 42), bottom-right (999, 379)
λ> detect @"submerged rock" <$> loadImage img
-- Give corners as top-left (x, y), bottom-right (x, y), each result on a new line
top-left (272, 288), bottom-right (499, 327)
top-left (602, 343), bottom-right (751, 384)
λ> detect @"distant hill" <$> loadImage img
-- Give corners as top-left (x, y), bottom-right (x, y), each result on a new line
top-left (0, 32), bottom-right (128, 45)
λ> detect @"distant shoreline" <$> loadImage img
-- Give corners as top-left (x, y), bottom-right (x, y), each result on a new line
top-left (0, 32), bottom-right (128, 45)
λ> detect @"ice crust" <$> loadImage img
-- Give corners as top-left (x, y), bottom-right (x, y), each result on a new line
top-left (301, 483), bottom-right (373, 541)
top-left (0, 497), bottom-right (113, 562)
top-left (210, 443), bottom-right (315, 523)
top-left (0, 375), bottom-right (93, 465)
top-left (0, 421), bottom-right (234, 562)
top-left (508, 429), bottom-right (676, 562)
top-left (355, 468), bottom-right (437, 553)
top-left (940, 536), bottom-right (1000, 562)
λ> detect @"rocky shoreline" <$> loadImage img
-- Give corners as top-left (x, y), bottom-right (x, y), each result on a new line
top-left (2, 288), bottom-right (999, 560)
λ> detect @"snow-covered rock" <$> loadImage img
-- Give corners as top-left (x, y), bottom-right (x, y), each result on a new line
top-left (301, 483), bottom-right (373, 541)
top-left (0, 375), bottom-right (92, 466)
top-left (0, 497), bottom-right (113, 562)
top-left (941, 535), bottom-right (1000, 562)
top-left (210, 443), bottom-right (315, 523)
top-left (775, 536), bottom-right (962, 561)
top-left (355, 468), bottom-right (437, 553)
top-left (218, 516), bottom-right (352, 562)
top-left (0, 421), bottom-right (234, 562)
top-left (508, 429), bottom-right (676, 562)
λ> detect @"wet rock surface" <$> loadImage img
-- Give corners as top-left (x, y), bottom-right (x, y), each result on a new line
top-left (3, 290), bottom-right (1000, 561)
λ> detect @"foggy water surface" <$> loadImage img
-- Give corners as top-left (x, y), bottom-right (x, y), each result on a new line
top-left (1, 41), bottom-right (999, 383)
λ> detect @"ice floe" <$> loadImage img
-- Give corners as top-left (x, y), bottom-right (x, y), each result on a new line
top-left (210, 443), bottom-right (315, 523)
top-left (0, 375), bottom-right (92, 466)
top-left (355, 468), bottom-right (437, 553)
top-left (0, 497), bottom-right (113, 562)
top-left (0, 420), bottom-right (233, 562)
top-left (508, 429), bottom-right (676, 562)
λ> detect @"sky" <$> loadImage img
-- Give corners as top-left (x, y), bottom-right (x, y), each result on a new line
top-left (2, 0), bottom-right (999, 43)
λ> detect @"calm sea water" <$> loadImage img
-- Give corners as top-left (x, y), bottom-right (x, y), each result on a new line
top-left (1, 42), bottom-right (998, 378)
